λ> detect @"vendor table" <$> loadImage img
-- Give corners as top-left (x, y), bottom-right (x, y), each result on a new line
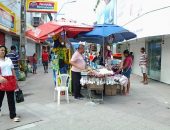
top-left (80, 73), bottom-right (127, 102)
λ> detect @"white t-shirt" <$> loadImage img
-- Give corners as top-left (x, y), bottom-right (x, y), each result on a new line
top-left (0, 57), bottom-right (14, 76)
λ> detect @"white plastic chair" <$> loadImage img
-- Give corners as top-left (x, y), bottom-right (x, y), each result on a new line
top-left (54, 74), bottom-right (70, 105)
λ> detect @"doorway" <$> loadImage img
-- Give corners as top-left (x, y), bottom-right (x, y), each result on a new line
top-left (147, 39), bottom-right (162, 81)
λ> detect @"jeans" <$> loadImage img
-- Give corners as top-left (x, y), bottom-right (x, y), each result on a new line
top-left (14, 69), bottom-right (20, 80)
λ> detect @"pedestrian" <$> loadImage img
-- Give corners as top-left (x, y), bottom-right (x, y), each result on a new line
top-left (105, 45), bottom-right (113, 60)
top-left (129, 52), bottom-right (134, 62)
top-left (0, 45), bottom-right (20, 122)
top-left (139, 47), bottom-right (148, 85)
top-left (7, 45), bottom-right (20, 80)
top-left (32, 53), bottom-right (37, 74)
top-left (118, 50), bottom-right (132, 95)
top-left (42, 50), bottom-right (49, 73)
top-left (70, 44), bottom-right (86, 99)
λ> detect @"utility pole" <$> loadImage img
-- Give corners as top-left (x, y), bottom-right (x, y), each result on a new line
top-left (20, 0), bottom-right (27, 75)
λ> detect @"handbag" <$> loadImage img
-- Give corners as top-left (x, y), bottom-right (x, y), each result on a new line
top-left (0, 68), bottom-right (17, 91)
top-left (15, 89), bottom-right (24, 103)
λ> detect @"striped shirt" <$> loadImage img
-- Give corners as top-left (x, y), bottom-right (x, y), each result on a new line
top-left (139, 53), bottom-right (147, 66)
top-left (7, 51), bottom-right (19, 69)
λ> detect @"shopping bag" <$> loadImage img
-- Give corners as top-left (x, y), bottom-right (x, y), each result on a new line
top-left (0, 76), bottom-right (17, 91)
top-left (18, 71), bottom-right (26, 81)
top-left (15, 89), bottom-right (24, 103)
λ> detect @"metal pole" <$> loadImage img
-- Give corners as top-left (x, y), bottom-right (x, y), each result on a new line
top-left (103, 36), bottom-right (105, 65)
top-left (102, 25), bottom-right (105, 65)
top-left (20, 0), bottom-right (27, 75)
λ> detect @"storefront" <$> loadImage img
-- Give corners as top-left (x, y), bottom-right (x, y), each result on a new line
top-left (117, 35), bottom-right (170, 84)
top-left (0, 3), bottom-right (17, 48)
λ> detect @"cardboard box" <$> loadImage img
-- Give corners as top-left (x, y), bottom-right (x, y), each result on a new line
top-left (105, 85), bottom-right (117, 96)
top-left (87, 84), bottom-right (104, 91)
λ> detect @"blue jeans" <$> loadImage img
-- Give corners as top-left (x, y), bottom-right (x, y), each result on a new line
top-left (53, 70), bottom-right (57, 86)
top-left (14, 69), bottom-right (20, 80)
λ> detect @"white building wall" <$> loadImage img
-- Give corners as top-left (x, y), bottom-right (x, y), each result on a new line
top-left (26, 40), bottom-right (36, 57)
top-left (160, 36), bottom-right (170, 84)
top-left (5, 34), bottom-right (12, 51)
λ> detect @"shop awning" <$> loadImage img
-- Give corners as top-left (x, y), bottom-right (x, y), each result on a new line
top-left (25, 19), bottom-right (93, 43)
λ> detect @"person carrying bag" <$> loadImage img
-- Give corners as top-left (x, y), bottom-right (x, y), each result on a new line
top-left (0, 45), bottom-right (20, 122)
top-left (15, 89), bottom-right (24, 103)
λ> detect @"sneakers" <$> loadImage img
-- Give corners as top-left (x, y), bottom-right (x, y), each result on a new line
top-left (13, 117), bottom-right (20, 122)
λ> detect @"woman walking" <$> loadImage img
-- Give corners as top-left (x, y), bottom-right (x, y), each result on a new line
top-left (0, 45), bottom-right (20, 122)
top-left (32, 53), bottom-right (37, 74)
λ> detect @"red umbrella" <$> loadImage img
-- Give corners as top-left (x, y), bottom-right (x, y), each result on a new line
top-left (26, 18), bottom-right (93, 43)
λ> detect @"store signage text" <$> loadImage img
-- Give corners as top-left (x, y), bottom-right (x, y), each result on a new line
top-left (26, 0), bottom-right (58, 13)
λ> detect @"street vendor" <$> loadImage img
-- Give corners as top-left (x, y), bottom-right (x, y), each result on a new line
top-left (70, 44), bottom-right (86, 99)
top-left (117, 50), bottom-right (132, 95)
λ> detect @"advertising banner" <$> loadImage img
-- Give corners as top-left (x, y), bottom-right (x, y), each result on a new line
top-left (0, 3), bottom-right (16, 33)
top-left (96, 0), bottom-right (116, 24)
top-left (26, 0), bottom-right (58, 13)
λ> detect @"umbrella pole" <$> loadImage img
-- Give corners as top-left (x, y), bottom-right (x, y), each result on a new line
top-left (103, 36), bottom-right (105, 65)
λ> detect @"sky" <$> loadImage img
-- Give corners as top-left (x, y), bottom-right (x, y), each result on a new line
top-left (55, 0), bottom-right (97, 25)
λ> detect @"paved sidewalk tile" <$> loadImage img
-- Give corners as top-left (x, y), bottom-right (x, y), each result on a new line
top-left (1, 66), bottom-right (170, 130)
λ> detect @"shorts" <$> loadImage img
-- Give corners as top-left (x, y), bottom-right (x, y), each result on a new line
top-left (140, 65), bottom-right (147, 74)
top-left (122, 68), bottom-right (132, 78)
top-left (33, 63), bottom-right (37, 70)
top-left (42, 61), bottom-right (48, 67)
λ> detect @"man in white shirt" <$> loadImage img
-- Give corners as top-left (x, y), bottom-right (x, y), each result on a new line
top-left (70, 44), bottom-right (86, 99)
top-left (139, 47), bottom-right (148, 84)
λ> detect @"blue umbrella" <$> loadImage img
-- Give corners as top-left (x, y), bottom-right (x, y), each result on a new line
top-left (75, 24), bottom-right (137, 64)
top-left (77, 24), bottom-right (137, 43)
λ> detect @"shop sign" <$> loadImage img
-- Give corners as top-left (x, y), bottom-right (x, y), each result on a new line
top-left (26, 0), bottom-right (58, 13)
top-left (0, 3), bottom-right (16, 33)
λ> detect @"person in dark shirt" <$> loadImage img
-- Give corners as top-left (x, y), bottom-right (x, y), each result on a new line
top-left (7, 45), bottom-right (20, 80)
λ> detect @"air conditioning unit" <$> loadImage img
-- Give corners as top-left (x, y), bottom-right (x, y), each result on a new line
top-left (32, 17), bottom-right (41, 27)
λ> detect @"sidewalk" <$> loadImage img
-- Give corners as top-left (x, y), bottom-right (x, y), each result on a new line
top-left (0, 66), bottom-right (170, 130)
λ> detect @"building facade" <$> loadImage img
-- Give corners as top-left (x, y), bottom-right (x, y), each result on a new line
top-left (116, 0), bottom-right (170, 84)
top-left (95, 0), bottom-right (170, 84)
top-left (0, 0), bottom-right (52, 64)
top-left (0, 1), bottom-right (19, 51)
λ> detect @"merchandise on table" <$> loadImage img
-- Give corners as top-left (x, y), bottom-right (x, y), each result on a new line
top-left (80, 67), bottom-right (128, 88)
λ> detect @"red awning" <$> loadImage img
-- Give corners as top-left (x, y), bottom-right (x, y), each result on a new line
top-left (26, 19), bottom-right (93, 43)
